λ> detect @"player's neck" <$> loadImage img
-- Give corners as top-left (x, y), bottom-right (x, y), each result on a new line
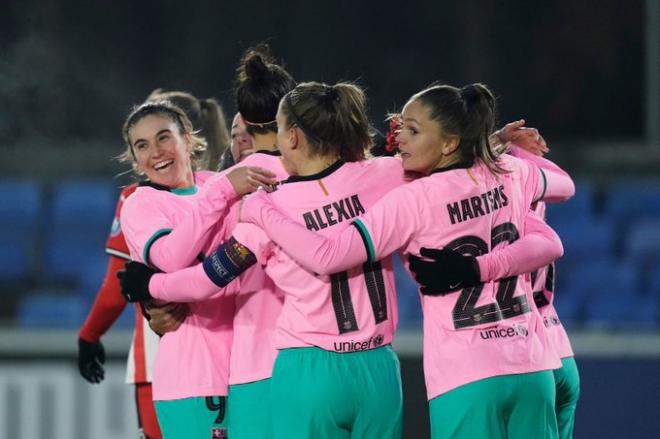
top-left (432, 154), bottom-right (462, 173)
top-left (295, 155), bottom-right (340, 176)
top-left (253, 133), bottom-right (278, 152)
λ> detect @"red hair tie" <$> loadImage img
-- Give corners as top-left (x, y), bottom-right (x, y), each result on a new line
top-left (385, 114), bottom-right (402, 152)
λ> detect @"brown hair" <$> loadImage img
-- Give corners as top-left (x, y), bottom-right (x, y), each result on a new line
top-left (146, 89), bottom-right (230, 170)
top-left (411, 83), bottom-right (505, 174)
top-left (118, 100), bottom-right (206, 175)
top-left (280, 81), bottom-right (371, 162)
top-left (235, 44), bottom-right (296, 136)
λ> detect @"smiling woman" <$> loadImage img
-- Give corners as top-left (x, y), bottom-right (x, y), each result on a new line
top-left (120, 101), bottom-right (201, 189)
top-left (115, 99), bottom-right (280, 439)
top-left (129, 115), bottom-right (195, 189)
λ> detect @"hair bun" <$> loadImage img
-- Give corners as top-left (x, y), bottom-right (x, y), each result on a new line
top-left (240, 50), bottom-right (272, 84)
top-left (459, 84), bottom-right (478, 101)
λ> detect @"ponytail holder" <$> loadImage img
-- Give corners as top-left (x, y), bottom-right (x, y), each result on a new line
top-left (385, 114), bottom-right (402, 152)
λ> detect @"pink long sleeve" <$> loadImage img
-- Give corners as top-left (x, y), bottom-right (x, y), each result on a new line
top-left (240, 192), bottom-right (368, 275)
top-left (149, 264), bottom-right (227, 302)
top-left (508, 144), bottom-right (575, 203)
top-left (148, 174), bottom-right (237, 272)
top-left (476, 210), bottom-right (563, 281)
top-left (147, 262), bottom-right (261, 303)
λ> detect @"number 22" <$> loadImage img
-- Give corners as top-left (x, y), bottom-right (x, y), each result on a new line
top-left (449, 222), bottom-right (530, 329)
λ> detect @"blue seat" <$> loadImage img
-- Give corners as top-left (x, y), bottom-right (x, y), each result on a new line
top-left (114, 304), bottom-right (135, 329)
top-left (16, 290), bottom-right (88, 328)
top-left (0, 178), bottom-right (41, 224)
top-left (75, 254), bottom-right (114, 300)
top-left (626, 219), bottom-right (660, 267)
top-left (558, 257), bottom-right (637, 302)
top-left (50, 179), bottom-right (117, 225)
top-left (545, 180), bottom-right (595, 224)
top-left (645, 267), bottom-right (660, 299)
top-left (45, 225), bottom-right (109, 281)
top-left (584, 294), bottom-right (658, 329)
top-left (0, 229), bottom-right (36, 282)
top-left (44, 179), bottom-right (118, 282)
top-left (604, 182), bottom-right (660, 224)
top-left (551, 291), bottom-right (583, 327)
top-left (550, 218), bottom-right (615, 261)
top-left (0, 179), bottom-right (42, 281)
top-left (393, 253), bottom-right (423, 328)
top-left (526, 261), bottom-right (584, 325)
top-left (561, 259), bottom-right (643, 326)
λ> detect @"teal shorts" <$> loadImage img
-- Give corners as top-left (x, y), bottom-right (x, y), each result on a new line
top-left (269, 345), bottom-right (403, 439)
top-left (154, 395), bottom-right (228, 439)
top-left (228, 378), bottom-right (272, 439)
top-left (429, 370), bottom-right (558, 439)
top-left (554, 357), bottom-right (580, 439)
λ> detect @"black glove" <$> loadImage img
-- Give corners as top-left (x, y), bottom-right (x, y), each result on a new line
top-left (117, 261), bottom-right (156, 302)
top-left (78, 338), bottom-right (105, 383)
top-left (408, 247), bottom-right (481, 296)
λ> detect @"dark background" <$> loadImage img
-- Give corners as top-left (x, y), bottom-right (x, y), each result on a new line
top-left (1, 2), bottom-right (659, 439)
top-left (0, 0), bottom-right (644, 154)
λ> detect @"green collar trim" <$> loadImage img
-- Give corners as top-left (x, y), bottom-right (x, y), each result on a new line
top-left (171, 185), bottom-right (198, 196)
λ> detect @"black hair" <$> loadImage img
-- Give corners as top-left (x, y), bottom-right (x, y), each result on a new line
top-left (235, 45), bottom-right (296, 136)
top-left (280, 81), bottom-right (371, 162)
top-left (411, 83), bottom-right (504, 174)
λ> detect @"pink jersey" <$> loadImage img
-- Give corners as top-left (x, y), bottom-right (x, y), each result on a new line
top-left (121, 171), bottom-right (235, 400)
top-left (240, 155), bottom-right (563, 400)
top-left (531, 202), bottom-right (574, 359)
top-left (507, 144), bottom-right (575, 204)
top-left (233, 158), bottom-right (407, 352)
top-left (80, 183), bottom-right (159, 385)
top-left (108, 185), bottom-right (160, 385)
top-left (214, 151), bottom-right (290, 385)
top-left (122, 171), bottom-right (238, 272)
top-left (145, 151), bottom-right (290, 385)
top-left (229, 274), bottom-right (285, 384)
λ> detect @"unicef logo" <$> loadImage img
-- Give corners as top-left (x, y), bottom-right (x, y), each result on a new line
top-left (373, 334), bottom-right (384, 347)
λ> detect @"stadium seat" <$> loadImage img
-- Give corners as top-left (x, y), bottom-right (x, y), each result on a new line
top-left (43, 179), bottom-right (117, 282)
top-left (0, 178), bottom-right (42, 223)
top-left (551, 291), bottom-right (583, 327)
top-left (50, 179), bottom-right (117, 225)
top-left (545, 180), bottom-right (595, 224)
top-left (603, 182), bottom-right (660, 224)
top-left (626, 218), bottom-right (660, 267)
top-left (550, 218), bottom-right (616, 261)
top-left (561, 259), bottom-right (643, 326)
top-left (44, 227), bottom-right (110, 281)
top-left (114, 303), bottom-right (135, 329)
top-left (0, 178), bottom-right (41, 281)
top-left (548, 261), bottom-right (587, 325)
top-left (0, 230), bottom-right (36, 282)
top-left (558, 257), bottom-right (637, 301)
top-left (393, 253), bottom-right (423, 328)
top-left (74, 254), bottom-right (113, 300)
top-left (16, 290), bottom-right (88, 328)
top-left (584, 294), bottom-right (659, 329)
top-left (645, 267), bottom-right (660, 300)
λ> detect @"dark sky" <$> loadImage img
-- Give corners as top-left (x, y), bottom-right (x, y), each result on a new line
top-left (0, 0), bottom-right (644, 150)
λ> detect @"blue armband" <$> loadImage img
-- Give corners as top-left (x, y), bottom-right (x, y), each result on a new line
top-left (203, 237), bottom-right (257, 287)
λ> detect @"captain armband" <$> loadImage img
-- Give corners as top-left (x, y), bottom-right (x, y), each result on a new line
top-left (202, 237), bottom-right (257, 287)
